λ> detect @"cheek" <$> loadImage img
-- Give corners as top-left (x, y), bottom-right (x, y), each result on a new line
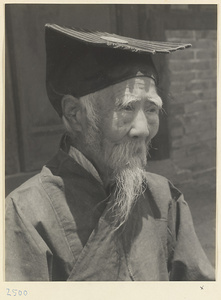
top-left (103, 112), bottom-right (131, 141)
top-left (149, 115), bottom-right (160, 138)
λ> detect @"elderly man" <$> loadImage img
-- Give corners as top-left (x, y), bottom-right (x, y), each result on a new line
top-left (5, 24), bottom-right (215, 281)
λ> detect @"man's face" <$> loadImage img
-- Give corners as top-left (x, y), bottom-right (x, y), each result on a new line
top-left (81, 77), bottom-right (162, 229)
top-left (101, 77), bottom-right (161, 142)
top-left (96, 77), bottom-right (161, 173)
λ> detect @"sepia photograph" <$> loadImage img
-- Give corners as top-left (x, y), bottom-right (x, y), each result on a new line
top-left (3, 1), bottom-right (217, 290)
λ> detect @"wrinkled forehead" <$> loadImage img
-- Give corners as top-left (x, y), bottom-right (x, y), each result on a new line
top-left (113, 77), bottom-right (162, 107)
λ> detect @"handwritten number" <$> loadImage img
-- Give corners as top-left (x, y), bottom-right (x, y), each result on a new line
top-left (6, 289), bottom-right (28, 296)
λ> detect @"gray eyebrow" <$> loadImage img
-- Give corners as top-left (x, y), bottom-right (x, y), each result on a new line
top-left (146, 96), bottom-right (162, 107)
top-left (116, 94), bottom-right (162, 108)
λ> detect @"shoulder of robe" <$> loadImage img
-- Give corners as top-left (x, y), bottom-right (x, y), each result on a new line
top-left (145, 172), bottom-right (183, 202)
top-left (144, 172), bottom-right (184, 220)
top-left (5, 166), bottom-right (65, 218)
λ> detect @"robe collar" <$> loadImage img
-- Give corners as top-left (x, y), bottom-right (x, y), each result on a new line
top-left (68, 146), bottom-right (103, 185)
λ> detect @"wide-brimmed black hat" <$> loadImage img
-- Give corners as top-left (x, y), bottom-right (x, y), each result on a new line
top-left (45, 24), bottom-right (191, 116)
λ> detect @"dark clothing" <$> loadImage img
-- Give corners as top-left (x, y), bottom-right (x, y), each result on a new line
top-left (5, 149), bottom-right (215, 281)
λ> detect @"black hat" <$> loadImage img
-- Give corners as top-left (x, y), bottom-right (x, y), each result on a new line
top-left (45, 24), bottom-right (191, 116)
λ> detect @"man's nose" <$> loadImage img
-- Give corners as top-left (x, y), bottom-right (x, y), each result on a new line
top-left (128, 110), bottom-right (150, 139)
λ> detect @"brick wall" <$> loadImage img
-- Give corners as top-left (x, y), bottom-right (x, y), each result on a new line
top-left (165, 30), bottom-right (216, 190)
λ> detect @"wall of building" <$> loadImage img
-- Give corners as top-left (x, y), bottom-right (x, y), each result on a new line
top-left (166, 29), bottom-right (216, 191)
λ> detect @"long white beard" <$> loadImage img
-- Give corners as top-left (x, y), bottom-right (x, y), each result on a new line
top-left (108, 166), bottom-right (148, 231)
top-left (103, 140), bottom-right (148, 177)
top-left (84, 125), bottom-right (149, 230)
top-left (102, 139), bottom-right (149, 230)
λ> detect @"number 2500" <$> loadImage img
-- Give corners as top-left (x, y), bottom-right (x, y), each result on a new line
top-left (6, 289), bottom-right (28, 296)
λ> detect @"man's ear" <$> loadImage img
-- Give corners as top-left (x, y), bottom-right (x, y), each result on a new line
top-left (62, 95), bottom-right (83, 132)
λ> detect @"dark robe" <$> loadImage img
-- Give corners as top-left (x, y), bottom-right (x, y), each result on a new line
top-left (5, 149), bottom-right (215, 281)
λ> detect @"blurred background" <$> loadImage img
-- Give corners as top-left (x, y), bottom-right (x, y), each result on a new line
top-left (5, 4), bottom-right (217, 267)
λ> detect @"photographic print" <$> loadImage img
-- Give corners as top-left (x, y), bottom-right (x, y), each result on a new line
top-left (2, 1), bottom-right (219, 299)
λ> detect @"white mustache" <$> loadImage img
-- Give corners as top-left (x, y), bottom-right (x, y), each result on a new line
top-left (107, 140), bottom-right (149, 168)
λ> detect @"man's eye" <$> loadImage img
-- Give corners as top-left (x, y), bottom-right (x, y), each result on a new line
top-left (123, 104), bottom-right (133, 111)
top-left (145, 106), bottom-right (159, 113)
